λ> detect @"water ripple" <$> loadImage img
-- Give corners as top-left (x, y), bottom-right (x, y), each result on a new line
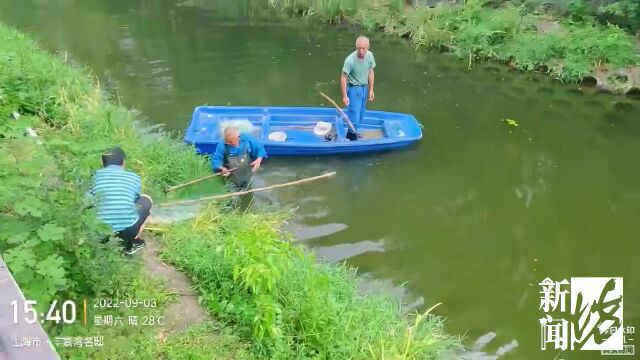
top-left (312, 239), bottom-right (384, 262)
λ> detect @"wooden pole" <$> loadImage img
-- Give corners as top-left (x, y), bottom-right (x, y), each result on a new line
top-left (158, 171), bottom-right (336, 207)
top-left (145, 227), bottom-right (169, 233)
top-left (165, 167), bottom-right (238, 193)
top-left (319, 92), bottom-right (357, 134)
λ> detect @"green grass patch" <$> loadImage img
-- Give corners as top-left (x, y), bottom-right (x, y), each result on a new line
top-left (0, 21), bottom-right (222, 308)
top-left (0, 21), bottom-right (234, 359)
top-left (267, 0), bottom-right (364, 23)
top-left (159, 205), bottom-right (461, 359)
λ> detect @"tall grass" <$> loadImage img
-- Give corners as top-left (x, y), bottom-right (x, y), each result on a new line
top-left (0, 13), bottom-right (215, 318)
top-left (0, 23), bottom-right (244, 358)
top-left (159, 205), bottom-right (461, 359)
top-left (268, 0), bottom-right (366, 23)
top-left (0, 12), bottom-right (217, 327)
top-left (503, 21), bottom-right (638, 80)
top-left (0, 26), bottom-right (218, 197)
top-left (64, 103), bottom-right (218, 198)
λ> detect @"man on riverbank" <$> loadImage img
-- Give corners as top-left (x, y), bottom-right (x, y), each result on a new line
top-left (211, 127), bottom-right (266, 208)
top-left (89, 146), bottom-right (152, 255)
top-left (341, 35), bottom-right (376, 139)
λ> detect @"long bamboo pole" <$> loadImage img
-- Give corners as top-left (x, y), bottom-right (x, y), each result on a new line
top-left (319, 92), bottom-right (357, 134)
top-left (165, 167), bottom-right (238, 193)
top-left (158, 171), bottom-right (336, 207)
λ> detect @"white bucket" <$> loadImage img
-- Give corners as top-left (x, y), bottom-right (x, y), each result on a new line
top-left (313, 121), bottom-right (332, 136)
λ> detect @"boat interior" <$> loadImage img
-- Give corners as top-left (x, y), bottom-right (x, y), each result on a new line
top-left (192, 107), bottom-right (401, 144)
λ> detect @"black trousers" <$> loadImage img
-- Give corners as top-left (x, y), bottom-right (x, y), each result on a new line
top-left (114, 195), bottom-right (152, 251)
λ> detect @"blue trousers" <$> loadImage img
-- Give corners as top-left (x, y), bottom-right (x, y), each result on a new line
top-left (346, 84), bottom-right (367, 130)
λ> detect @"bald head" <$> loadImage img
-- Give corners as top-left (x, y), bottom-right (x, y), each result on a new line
top-left (355, 36), bottom-right (369, 58)
top-left (224, 127), bottom-right (240, 146)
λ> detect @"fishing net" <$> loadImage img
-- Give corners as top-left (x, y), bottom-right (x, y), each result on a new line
top-left (218, 119), bottom-right (254, 135)
top-left (150, 203), bottom-right (203, 224)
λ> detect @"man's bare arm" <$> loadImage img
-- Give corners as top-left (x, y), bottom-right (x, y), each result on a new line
top-left (341, 73), bottom-right (349, 106)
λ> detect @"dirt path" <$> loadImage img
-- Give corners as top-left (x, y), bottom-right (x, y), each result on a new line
top-left (140, 236), bottom-right (208, 334)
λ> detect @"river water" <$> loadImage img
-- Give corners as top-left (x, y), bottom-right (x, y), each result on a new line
top-left (2, 1), bottom-right (639, 358)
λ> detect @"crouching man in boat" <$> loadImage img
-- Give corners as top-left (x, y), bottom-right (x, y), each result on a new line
top-left (341, 35), bottom-right (376, 139)
top-left (88, 146), bottom-right (152, 255)
top-left (211, 127), bottom-right (266, 193)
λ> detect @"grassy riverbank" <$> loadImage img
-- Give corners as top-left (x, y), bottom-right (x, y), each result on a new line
top-left (158, 206), bottom-right (460, 359)
top-left (269, 0), bottom-right (640, 93)
top-left (0, 23), bottom-right (461, 359)
top-left (0, 22), bottom-right (243, 359)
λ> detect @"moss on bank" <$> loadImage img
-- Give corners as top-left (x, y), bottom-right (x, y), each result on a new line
top-left (269, 0), bottom-right (640, 93)
top-left (0, 23), bottom-right (461, 359)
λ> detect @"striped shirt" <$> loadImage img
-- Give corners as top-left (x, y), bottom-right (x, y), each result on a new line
top-left (90, 165), bottom-right (141, 232)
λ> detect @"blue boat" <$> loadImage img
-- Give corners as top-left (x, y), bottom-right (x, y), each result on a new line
top-left (183, 106), bottom-right (423, 156)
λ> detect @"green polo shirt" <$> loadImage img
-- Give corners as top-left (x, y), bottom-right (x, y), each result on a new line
top-left (342, 50), bottom-right (376, 86)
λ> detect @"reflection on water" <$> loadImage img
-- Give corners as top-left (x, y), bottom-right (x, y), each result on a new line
top-left (292, 223), bottom-right (349, 242)
top-left (312, 239), bottom-right (384, 262)
top-left (2, 0), bottom-right (639, 358)
top-left (459, 332), bottom-right (519, 360)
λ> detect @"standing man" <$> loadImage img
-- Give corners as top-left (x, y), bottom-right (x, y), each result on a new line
top-left (341, 35), bottom-right (376, 139)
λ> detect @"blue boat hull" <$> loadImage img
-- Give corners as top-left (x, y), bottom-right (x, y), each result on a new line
top-left (184, 106), bottom-right (423, 156)
top-left (192, 138), bottom-right (418, 156)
